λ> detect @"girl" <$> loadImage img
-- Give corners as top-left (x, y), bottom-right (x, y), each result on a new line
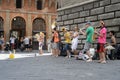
top-left (38, 32), bottom-right (44, 55)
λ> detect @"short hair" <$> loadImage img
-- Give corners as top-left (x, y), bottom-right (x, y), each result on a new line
top-left (110, 30), bottom-right (115, 35)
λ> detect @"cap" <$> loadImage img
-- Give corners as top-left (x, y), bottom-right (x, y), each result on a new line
top-left (85, 21), bottom-right (91, 25)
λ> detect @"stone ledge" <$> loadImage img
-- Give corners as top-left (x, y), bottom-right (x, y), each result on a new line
top-left (57, 0), bottom-right (97, 11)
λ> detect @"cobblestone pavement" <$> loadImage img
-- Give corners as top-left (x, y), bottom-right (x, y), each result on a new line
top-left (0, 51), bottom-right (120, 80)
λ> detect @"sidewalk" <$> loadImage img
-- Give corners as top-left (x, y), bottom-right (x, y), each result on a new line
top-left (0, 50), bottom-right (52, 60)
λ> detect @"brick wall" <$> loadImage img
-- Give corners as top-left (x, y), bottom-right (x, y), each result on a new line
top-left (57, 0), bottom-right (120, 49)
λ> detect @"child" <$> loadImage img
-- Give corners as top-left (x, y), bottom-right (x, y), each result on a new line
top-left (38, 32), bottom-right (44, 55)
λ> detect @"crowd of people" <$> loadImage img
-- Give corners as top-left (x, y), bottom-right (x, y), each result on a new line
top-left (0, 35), bottom-right (32, 52)
top-left (0, 20), bottom-right (119, 63)
top-left (47, 20), bottom-right (119, 64)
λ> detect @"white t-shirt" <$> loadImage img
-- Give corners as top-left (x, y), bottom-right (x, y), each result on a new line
top-left (73, 31), bottom-right (79, 39)
top-left (10, 37), bottom-right (16, 44)
top-left (24, 38), bottom-right (29, 45)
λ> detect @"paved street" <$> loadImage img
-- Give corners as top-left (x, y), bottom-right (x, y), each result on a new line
top-left (0, 51), bottom-right (120, 80)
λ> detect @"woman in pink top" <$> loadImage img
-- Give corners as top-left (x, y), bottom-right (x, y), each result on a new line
top-left (95, 20), bottom-right (107, 63)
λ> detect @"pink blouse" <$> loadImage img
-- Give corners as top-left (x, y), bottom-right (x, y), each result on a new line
top-left (98, 27), bottom-right (107, 44)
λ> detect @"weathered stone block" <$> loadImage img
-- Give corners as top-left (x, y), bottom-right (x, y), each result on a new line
top-left (85, 16), bottom-right (97, 21)
top-left (71, 6), bottom-right (83, 13)
top-left (116, 32), bottom-right (120, 37)
top-left (82, 40), bottom-right (86, 44)
top-left (68, 13), bottom-right (79, 19)
top-left (58, 22), bottom-right (64, 26)
top-left (58, 11), bottom-right (64, 16)
top-left (105, 3), bottom-right (120, 12)
top-left (91, 7), bottom-right (104, 15)
top-left (57, 16), bottom-right (62, 21)
top-left (65, 9), bottom-right (71, 14)
top-left (100, 0), bottom-right (111, 6)
top-left (70, 24), bottom-right (78, 30)
top-left (116, 38), bottom-right (120, 43)
top-left (104, 18), bottom-right (120, 26)
top-left (64, 20), bottom-right (73, 25)
top-left (115, 11), bottom-right (120, 17)
top-left (84, 3), bottom-right (94, 10)
top-left (79, 35), bottom-right (86, 39)
top-left (74, 18), bottom-right (85, 24)
top-left (80, 10), bottom-right (89, 17)
top-left (107, 26), bottom-right (120, 32)
top-left (62, 15), bottom-right (68, 21)
top-left (92, 21), bottom-right (99, 27)
top-left (111, 0), bottom-right (120, 4)
top-left (94, 1), bottom-right (100, 8)
top-left (98, 12), bottom-right (114, 20)
top-left (78, 23), bottom-right (86, 28)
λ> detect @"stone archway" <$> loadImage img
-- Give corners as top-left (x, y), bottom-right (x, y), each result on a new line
top-left (11, 16), bottom-right (26, 38)
top-left (0, 17), bottom-right (4, 37)
top-left (32, 18), bottom-right (46, 50)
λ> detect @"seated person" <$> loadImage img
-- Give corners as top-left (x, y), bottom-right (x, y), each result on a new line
top-left (106, 30), bottom-right (116, 60)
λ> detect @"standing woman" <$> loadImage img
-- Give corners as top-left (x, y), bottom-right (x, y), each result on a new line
top-left (71, 26), bottom-right (79, 58)
top-left (38, 32), bottom-right (45, 55)
top-left (0, 35), bottom-right (5, 53)
top-left (95, 20), bottom-right (107, 63)
top-left (53, 28), bottom-right (60, 57)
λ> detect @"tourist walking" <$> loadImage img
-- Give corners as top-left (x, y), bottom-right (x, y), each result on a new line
top-left (80, 21), bottom-right (94, 62)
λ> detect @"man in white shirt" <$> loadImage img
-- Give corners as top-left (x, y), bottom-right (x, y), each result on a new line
top-left (10, 36), bottom-right (16, 50)
top-left (23, 36), bottom-right (30, 52)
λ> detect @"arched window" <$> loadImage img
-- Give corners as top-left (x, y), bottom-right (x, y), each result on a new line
top-left (33, 18), bottom-right (46, 31)
top-left (32, 18), bottom-right (46, 50)
top-left (11, 17), bottom-right (26, 38)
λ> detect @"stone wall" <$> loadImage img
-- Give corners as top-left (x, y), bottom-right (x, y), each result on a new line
top-left (59, 0), bottom-right (90, 7)
top-left (57, 0), bottom-right (120, 49)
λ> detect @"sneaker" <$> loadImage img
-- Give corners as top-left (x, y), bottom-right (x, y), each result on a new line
top-left (86, 59), bottom-right (92, 62)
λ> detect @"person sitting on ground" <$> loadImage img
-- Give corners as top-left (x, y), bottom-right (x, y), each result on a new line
top-left (106, 30), bottom-right (116, 60)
